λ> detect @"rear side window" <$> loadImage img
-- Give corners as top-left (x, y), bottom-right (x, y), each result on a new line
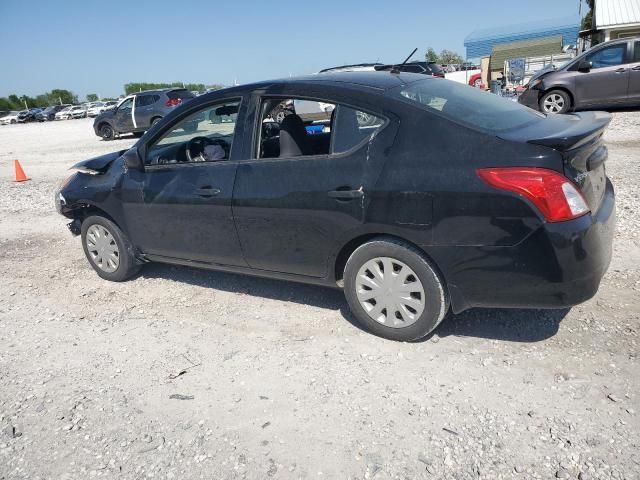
top-left (332, 105), bottom-right (385, 154)
top-left (136, 95), bottom-right (156, 107)
top-left (635, 41), bottom-right (640, 62)
top-left (257, 97), bottom-right (385, 158)
top-left (587, 44), bottom-right (626, 69)
top-left (394, 79), bottom-right (543, 132)
top-left (167, 89), bottom-right (195, 100)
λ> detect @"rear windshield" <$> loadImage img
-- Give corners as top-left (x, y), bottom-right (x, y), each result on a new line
top-left (426, 63), bottom-right (444, 74)
top-left (167, 89), bottom-right (195, 100)
top-left (392, 79), bottom-right (543, 132)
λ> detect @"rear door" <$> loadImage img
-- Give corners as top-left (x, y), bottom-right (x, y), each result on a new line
top-left (134, 94), bottom-right (159, 129)
top-left (575, 42), bottom-right (630, 106)
top-left (628, 40), bottom-right (640, 104)
top-left (232, 93), bottom-right (395, 278)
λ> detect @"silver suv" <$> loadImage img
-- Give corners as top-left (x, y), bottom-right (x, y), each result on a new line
top-left (93, 89), bottom-right (195, 140)
top-left (519, 37), bottom-right (640, 113)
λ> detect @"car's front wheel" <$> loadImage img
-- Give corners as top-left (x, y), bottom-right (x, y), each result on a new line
top-left (98, 123), bottom-right (114, 140)
top-left (540, 90), bottom-right (571, 114)
top-left (343, 237), bottom-right (449, 341)
top-left (81, 215), bottom-right (140, 282)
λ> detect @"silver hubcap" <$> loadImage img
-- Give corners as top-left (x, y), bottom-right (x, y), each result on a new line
top-left (543, 94), bottom-right (565, 113)
top-left (86, 224), bottom-right (120, 273)
top-left (355, 257), bottom-right (425, 328)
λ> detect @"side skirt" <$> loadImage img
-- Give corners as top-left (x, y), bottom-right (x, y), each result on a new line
top-left (142, 253), bottom-right (341, 289)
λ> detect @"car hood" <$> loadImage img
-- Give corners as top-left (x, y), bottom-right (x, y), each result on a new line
top-left (72, 149), bottom-right (127, 173)
top-left (94, 110), bottom-right (115, 122)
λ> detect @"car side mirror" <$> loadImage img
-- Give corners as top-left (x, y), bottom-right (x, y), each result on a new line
top-left (578, 60), bottom-right (591, 72)
top-left (123, 147), bottom-right (144, 172)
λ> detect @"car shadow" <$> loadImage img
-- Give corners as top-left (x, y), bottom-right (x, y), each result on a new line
top-left (139, 263), bottom-right (569, 343)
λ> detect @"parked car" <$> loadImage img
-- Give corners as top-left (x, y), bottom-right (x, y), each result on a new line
top-left (374, 61), bottom-right (445, 77)
top-left (68, 105), bottom-right (88, 119)
top-left (55, 106), bottom-right (73, 120)
top-left (35, 105), bottom-right (71, 122)
top-left (87, 101), bottom-right (117, 117)
top-left (56, 72), bottom-right (615, 341)
top-left (519, 37), bottom-right (640, 113)
top-left (93, 89), bottom-right (196, 140)
top-left (0, 111), bottom-right (21, 125)
top-left (17, 108), bottom-right (43, 123)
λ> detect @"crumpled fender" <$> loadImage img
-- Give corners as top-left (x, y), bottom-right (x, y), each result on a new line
top-left (71, 149), bottom-right (127, 173)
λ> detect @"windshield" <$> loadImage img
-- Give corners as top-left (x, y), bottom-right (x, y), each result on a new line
top-left (392, 79), bottom-right (543, 132)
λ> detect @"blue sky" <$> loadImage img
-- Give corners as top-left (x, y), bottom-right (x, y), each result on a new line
top-left (0, 0), bottom-right (583, 99)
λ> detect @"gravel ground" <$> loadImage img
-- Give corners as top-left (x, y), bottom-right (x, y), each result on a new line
top-left (0, 116), bottom-right (638, 480)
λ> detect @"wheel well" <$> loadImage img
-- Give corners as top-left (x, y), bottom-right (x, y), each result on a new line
top-left (151, 116), bottom-right (162, 124)
top-left (542, 87), bottom-right (574, 107)
top-left (71, 205), bottom-right (120, 228)
top-left (333, 234), bottom-right (442, 284)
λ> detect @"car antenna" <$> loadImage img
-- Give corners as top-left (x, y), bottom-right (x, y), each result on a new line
top-left (390, 48), bottom-right (418, 74)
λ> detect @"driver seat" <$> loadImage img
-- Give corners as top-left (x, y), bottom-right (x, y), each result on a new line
top-left (279, 114), bottom-right (311, 157)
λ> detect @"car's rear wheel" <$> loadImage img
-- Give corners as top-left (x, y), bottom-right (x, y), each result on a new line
top-left (540, 90), bottom-right (571, 114)
top-left (99, 123), bottom-right (114, 140)
top-left (473, 78), bottom-right (482, 88)
top-left (81, 215), bottom-right (140, 282)
top-left (151, 117), bottom-right (162, 127)
top-left (343, 237), bottom-right (449, 341)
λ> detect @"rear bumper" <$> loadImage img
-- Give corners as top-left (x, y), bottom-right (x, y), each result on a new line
top-left (433, 178), bottom-right (615, 313)
top-left (517, 89), bottom-right (540, 111)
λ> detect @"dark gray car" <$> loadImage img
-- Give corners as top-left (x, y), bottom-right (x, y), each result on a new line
top-left (93, 88), bottom-right (195, 140)
top-left (519, 37), bottom-right (640, 114)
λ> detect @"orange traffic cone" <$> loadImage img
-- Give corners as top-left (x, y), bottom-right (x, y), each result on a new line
top-left (13, 160), bottom-right (30, 182)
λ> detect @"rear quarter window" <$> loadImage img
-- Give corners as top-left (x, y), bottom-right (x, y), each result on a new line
top-left (393, 79), bottom-right (543, 132)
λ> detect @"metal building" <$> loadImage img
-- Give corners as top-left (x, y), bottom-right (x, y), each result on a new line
top-left (464, 16), bottom-right (581, 62)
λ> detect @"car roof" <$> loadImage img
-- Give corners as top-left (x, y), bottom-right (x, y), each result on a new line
top-left (214, 71), bottom-right (429, 97)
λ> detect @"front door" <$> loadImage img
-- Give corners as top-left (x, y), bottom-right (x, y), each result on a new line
top-left (113, 97), bottom-right (135, 133)
top-left (120, 98), bottom-right (247, 266)
top-left (627, 40), bottom-right (640, 104)
top-left (575, 42), bottom-right (630, 107)
top-left (232, 97), bottom-right (394, 278)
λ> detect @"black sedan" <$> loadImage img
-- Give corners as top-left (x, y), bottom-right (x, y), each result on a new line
top-left (55, 72), bottom-right (615, 341)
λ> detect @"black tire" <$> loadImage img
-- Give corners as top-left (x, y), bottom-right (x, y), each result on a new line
top-left (539, 89), bottom-right (571, 114)
top-left (132, 131), bottom-right (144, 138)
top-left (81, 215), bottom-right (140, 282)
top-left (151, 117), bottom-right (162, 127)
top-left (343, 237), bottom-right (449, 341)
top-left (99, 123), bottom-right (114, 140)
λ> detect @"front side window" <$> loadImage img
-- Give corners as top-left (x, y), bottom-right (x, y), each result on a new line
top-left (394, 79), bottom-right (543, 132)
top-left (146, 100), bottom-right (240, 165)
top-left (118, 98), bottom-right (133, 112)
top-left (634, 41), bottom-right (640, 62)
top-left (587, 44), bottom-right (626, 69)
top-left (257, 97), bottom-right (385, 159)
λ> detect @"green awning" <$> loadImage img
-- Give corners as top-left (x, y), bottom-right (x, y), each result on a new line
top-left (490, 36), bottom-right (564, 71)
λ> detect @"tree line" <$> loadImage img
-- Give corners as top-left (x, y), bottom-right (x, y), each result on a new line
top-left (0, 82), bottom-right (226, 111)
top-left (425, 47), bottom-right (466, 65)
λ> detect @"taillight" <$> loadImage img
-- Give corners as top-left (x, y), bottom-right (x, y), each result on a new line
top-left (166, 98), bottom-right (182, 107)
top-left (477, 167), bottom-right (590, 222)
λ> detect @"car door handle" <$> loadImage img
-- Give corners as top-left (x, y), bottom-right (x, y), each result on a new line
top-left (632, 66), bottom-right (640, 71)
top-left (328, 188), bottom-right (364, 200)
top-left (614, 67), bottom-right (627, 73)
top-left (194, 186), bottom-right (221, 197)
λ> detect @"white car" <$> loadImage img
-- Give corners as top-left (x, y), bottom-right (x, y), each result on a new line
top-left (0, 111), bottom-right (20, 125)
top-left (67, 106), bottom-right (88, 119)
top-left (55, 106), bottom-right (73, 120)
top-left (87, 101), bottom-right (117, 117)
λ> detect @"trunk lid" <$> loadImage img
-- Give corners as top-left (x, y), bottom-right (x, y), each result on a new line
top-left (499, 111), bottom-right (612, 213)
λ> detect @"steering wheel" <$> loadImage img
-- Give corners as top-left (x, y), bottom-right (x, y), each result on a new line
top-left (185, 136), bottom-right (228, 162)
